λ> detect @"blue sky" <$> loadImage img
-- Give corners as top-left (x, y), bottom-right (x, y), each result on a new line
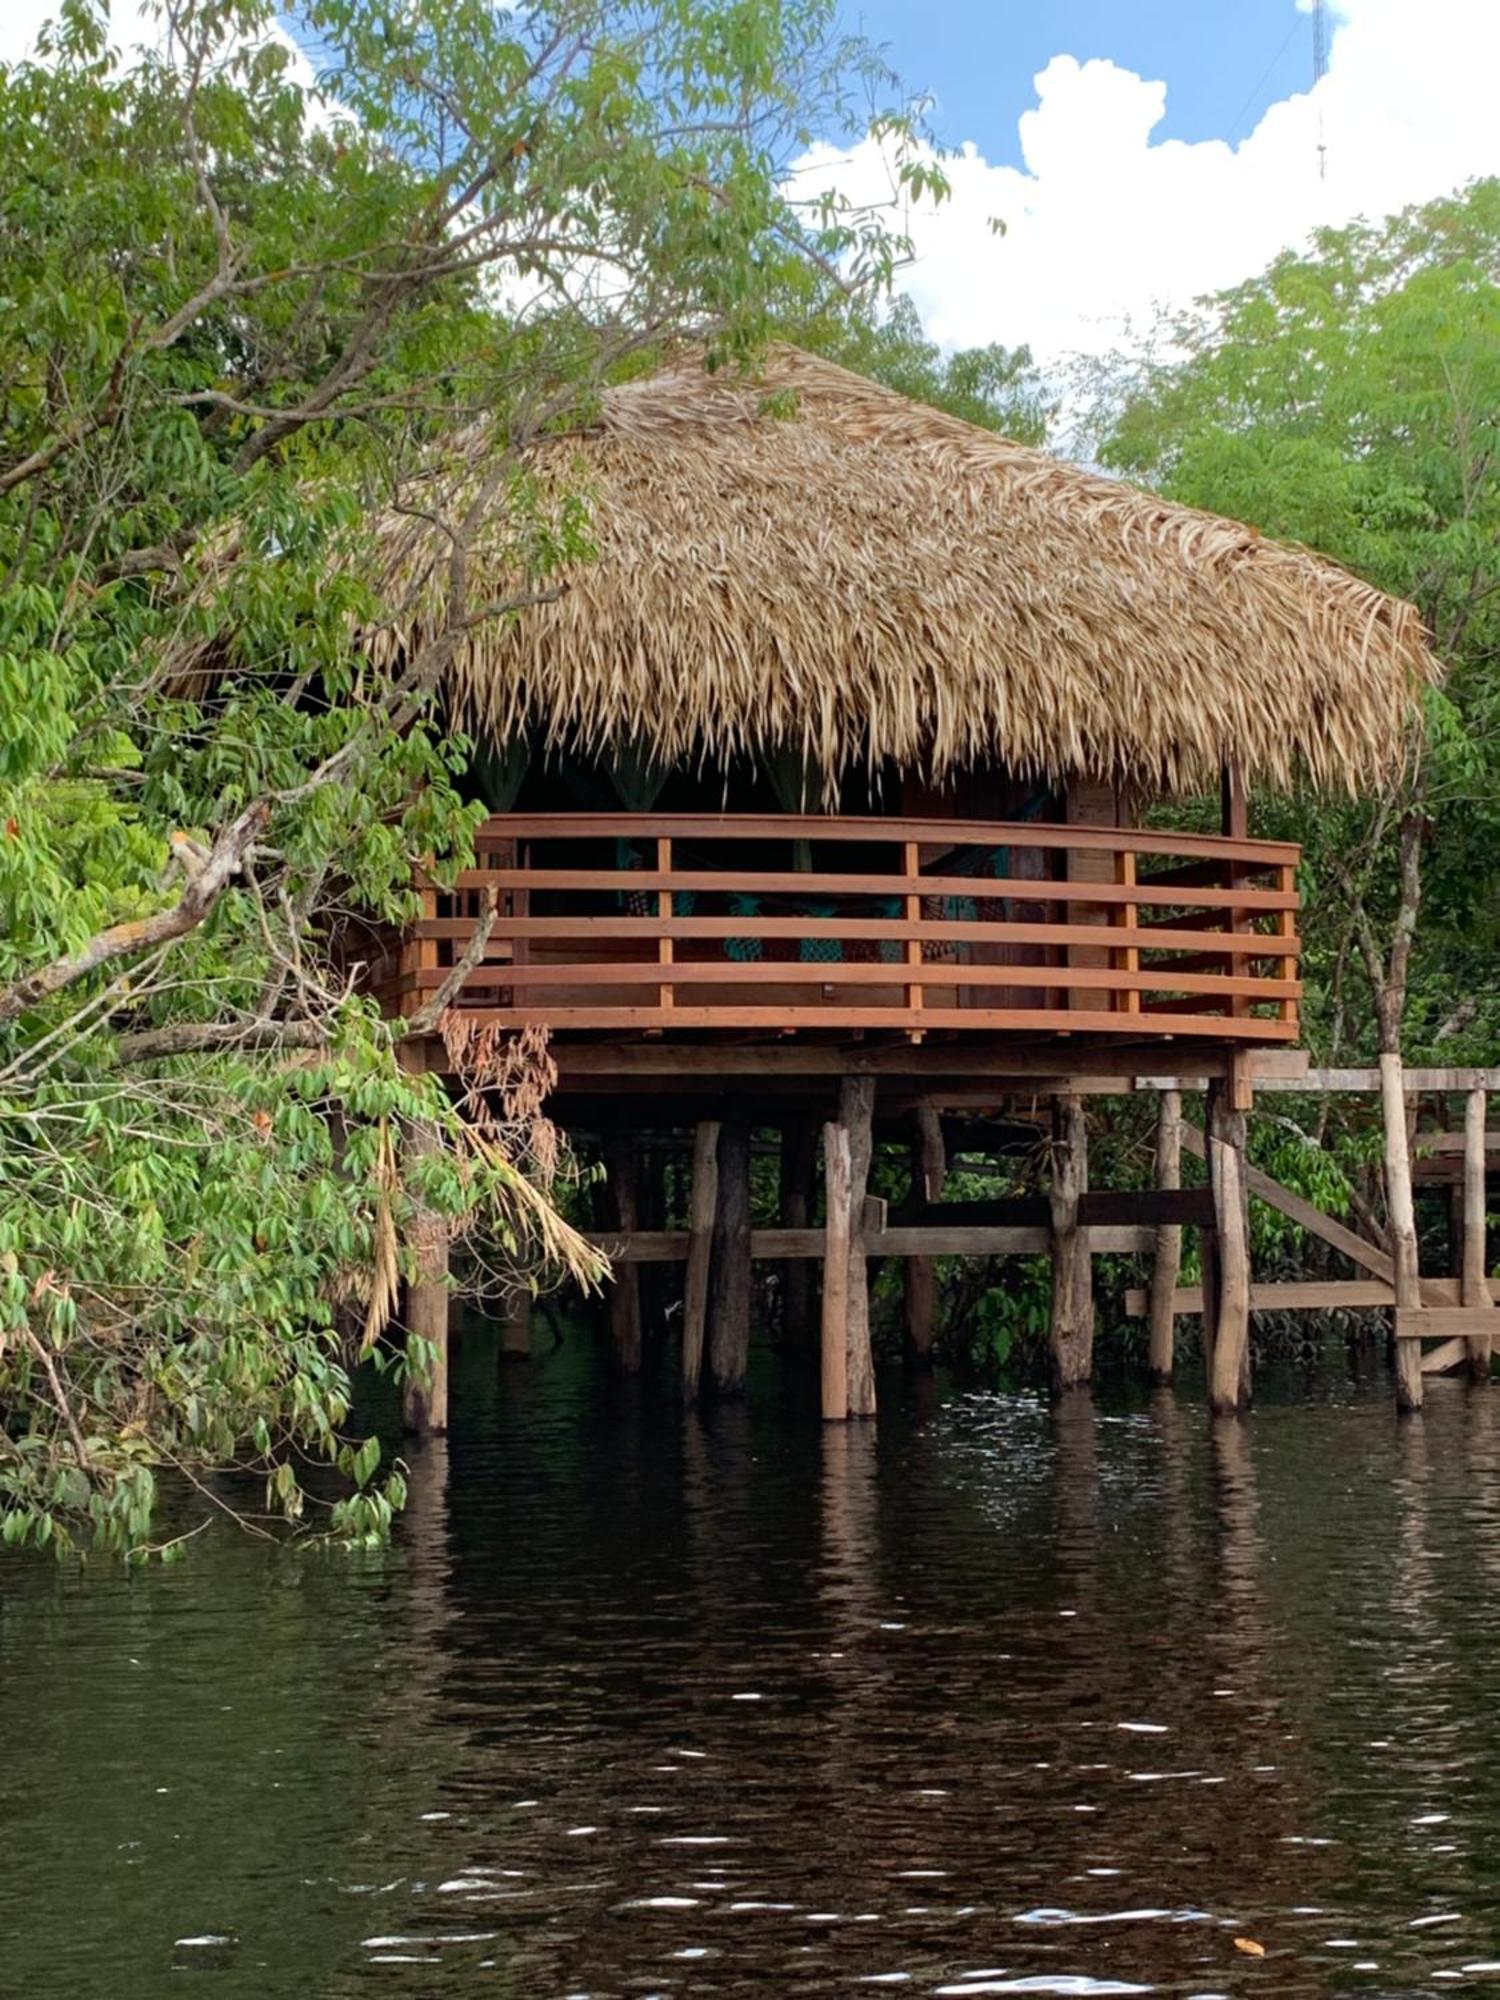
top-left (841, 1), bottom-right (1318, 161)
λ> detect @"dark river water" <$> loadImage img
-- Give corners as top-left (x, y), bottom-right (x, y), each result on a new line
top-left (6, 1335), bottom-right (1500, 1999)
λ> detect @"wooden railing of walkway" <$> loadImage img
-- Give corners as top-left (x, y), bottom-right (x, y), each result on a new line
top-left (379, 812), bottom-right (1302, 1044)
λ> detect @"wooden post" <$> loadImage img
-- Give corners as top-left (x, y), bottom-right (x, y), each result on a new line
top-left (1147, 1087), bottom-right (1183, 1385)
top-left (841, 1077), bottom-right (877, 1418)
top-left (708, 1117), bottom-right (752, 1396)
top-left (606, 1129), bottom-right (643, 1375)
top-left (1205, 1080), bottom-right (1251, 1414)
top-left (1463, 1085), bottom-right (1491, 1382)
top-left (1382, 1050), bottom-right (1423, 1413)
top-left (402, 1117), bottom-right (451, 1435)
top-left (1048, 1092), bottom-right (1094, 1392)
top-left (780, 1117), bottom-right (818, 1346)
top-left (903, 1105), bottom-right (947, 1363)
top-left (681, 1119), bottom-right (720, 1401)
top-left (822, 1122), bottom-right (852, 1421)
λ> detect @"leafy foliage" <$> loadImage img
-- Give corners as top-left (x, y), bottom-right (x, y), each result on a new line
top-left (0, 0), bottom-right (935, 1556)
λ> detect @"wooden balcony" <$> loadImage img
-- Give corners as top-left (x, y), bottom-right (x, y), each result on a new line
top-left (381, 813), bottom-right (1302, 1047)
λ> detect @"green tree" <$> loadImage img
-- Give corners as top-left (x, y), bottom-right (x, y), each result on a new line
top-left (0, 0), bottom-right (936, 1556)
top-left (1098, 180), bottom-right (1500, 1068)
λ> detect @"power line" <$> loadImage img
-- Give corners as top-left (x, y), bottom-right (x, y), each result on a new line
top-left (1225, 15), bottom-right (1304, 145)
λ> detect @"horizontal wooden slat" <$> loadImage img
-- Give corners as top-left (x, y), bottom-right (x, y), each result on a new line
top-left (450, 867), bottom-right (1297, 913)
top-left (1396, 1306), bottom-right (1500, 1339)
top-left (587, 1225), bottom-right (1152, 1262)
top-left (473, 811), bottom-right (1299, 865)
top-left (414, 914), bottom-right (1300, 958)
top-left (1123, 1278), bottom-right (1464, 1316)
top-left (452, 1004), bottom-right (1298, 1038)
top-left (404, 960), bottom-right (1300, 1000)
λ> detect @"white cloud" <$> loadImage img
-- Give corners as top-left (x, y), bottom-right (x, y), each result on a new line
top-left (797, 0), bottom-right (1500, 370)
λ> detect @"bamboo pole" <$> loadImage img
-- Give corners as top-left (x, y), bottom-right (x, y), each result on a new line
top-left (709, 1118), bottom-right (753, 1395)
top-left (1381, 1051), bottom-right (1424, 1413)
top-left (1463, 1085), bottom-right (1491, 1382)
top-left (1147, 1087), bottom-right (1183, 1385)
top-left (822, 1122), bottom-right (852, 1421)
top-left (1048, 1093), bottom-right (1094, 1391)
top-left (1205, 1081), bottom-right (1251, 1414)
top-left (681, 1119), bottom-right (720, 1401)
top-left (402, 1117), bottom-right (451, 1435)
top-left (840, 1077), bottom-right (877, 1418)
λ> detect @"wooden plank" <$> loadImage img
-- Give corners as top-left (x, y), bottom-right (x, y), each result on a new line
top-left (1463, 1085), bottom-right (1492, 1378)
top-left (551, 1042), bottom-right (1281, 1080)
top-left (416, 914), bottom-right (1302, 957)
top-left (1254, 1067), bottom-right (1500, 1094)
top-left (1147, 1088), bottom-right (1182, 1383)
top-left (1415, 1131), bottom-right (1500, 1154)
top-left (1396, 1306), bottom-right (1500, 1340)
top-left (1122, 1276), bottom-right (1463, 1316)
top-left (471, 810), bottom-right (1300, 865)
top-left (588, 1224), bottom-right (1152, 1262)
top-left (418, 959), bottom-right (1299, 998)
top-left (1181, 1120), bottom-right (1395, 1282)
top-left (453, 867), bottom-right (1299, 913)
top-left (447, 1005), bottom-right (1298, 1039)
top-left (1421, 1337), bottom-right (1469, 1376)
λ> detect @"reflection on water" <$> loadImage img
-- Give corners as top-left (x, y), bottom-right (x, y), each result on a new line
top-left (6, 1342), bottom-right (1500, 1996)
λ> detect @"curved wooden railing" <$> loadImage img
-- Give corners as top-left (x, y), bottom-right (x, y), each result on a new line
top-left (381, 813), bottom-right (1302, 1043)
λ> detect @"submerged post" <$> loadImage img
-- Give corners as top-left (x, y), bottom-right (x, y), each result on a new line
top-left (1147, 1087), bottom-right (1183, 1385)
top-left (606, 1129), bottom-right (643, 1375)
top-left (1048, 1093), bottom-right (1094, 1392)
top-left (1381, 1051), bottom-right (1423, 1413)
top-left (1205, 1077), bottom-right (1251, 1414)
top-left (681, 1118), bottom-right (721, 1401)
top-left (903, 1104), bottom-right (947, 1364)
top-left (402, 1117), bottom-right (450, 1435)
top-left (841, 1077), bottom-right (877, 1418)
top-left (709, 1116), bottom-right (752, 1395)
top-left (822, 1122), bottom-right (852, 1421)
top-left (1463, 1084), bottom-right (1491, 1382)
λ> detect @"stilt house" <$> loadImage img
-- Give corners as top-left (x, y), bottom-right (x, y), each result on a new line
top-left (369, 348), bottom-right (1439, 1420)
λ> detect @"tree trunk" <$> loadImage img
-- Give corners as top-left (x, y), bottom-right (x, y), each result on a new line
top-left (1381, 1050), bottom-right (1424, 1413)
top-left (1205, 1081), bottom-right (1251, 1414)
top-left (822, 1121), bottom-right (852, 1422)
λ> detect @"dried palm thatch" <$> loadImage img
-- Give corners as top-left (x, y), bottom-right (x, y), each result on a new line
top-left (367, 346), bottom-right (1439, 795)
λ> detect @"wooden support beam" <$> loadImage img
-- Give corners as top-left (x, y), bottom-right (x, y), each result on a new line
top-left (841, 1077), bottom-right (877, 1418)
top-left (903, 1106), bottom-right (947, 1363)
top-left (1048, 1093), bottom-right (1093, 1392)
top-left (681, 1119), bottom-right (720, 1402)
top-left (709, 1118), bottom-right (753, 1396)
top-left (1382, 1051), bottom-right (1423, 1414)
top-left (605, 1130), bottom-right (643, 1375)
top-left (1148, 1088), bottom-right (1183, 1385)
top-left (1463, 1086), bottom-right (1492, 1382)
top-left (401, 1117), bottom-right (450, 1436)
top-left (822, 1123), bottom-right (852, 1422)
top-left (1205, 1080), bottom-right (1251, 1414)
top-left (1180, 1121), bottom-right (1395, 1284)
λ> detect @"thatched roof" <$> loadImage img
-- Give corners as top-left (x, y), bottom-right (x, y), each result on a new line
top-left (369, 346), bottom-right (1438, 794)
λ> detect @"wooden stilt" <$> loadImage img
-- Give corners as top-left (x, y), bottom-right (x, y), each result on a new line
top-left (1463, 1085), bottom-right (1491, 1382)
top-left (780, 1117), bottom-right (818, 1346)
top-left (1381, 1051), bottom-right (1423, 1413)
top-left (1147, 1087), bottom-right (1183, 1385)
top-left (606, 1129), bottom-right (643, 1374)
top-left (1205, 1080), bottom-right (1251, 1414)
top-left (1048, 1092), bottom-right (1094, 1392)
top-left (402, 1117), bottom-right (451, 1435)
top-left (708, 1117), bottom-right (752, 1395)
top-left (681, 1118), bottom-right (720, 1401)
top-left (840, 1076), bottom-right (877, 1418)
top-left (822, 1122), bottom-right (852, 1421)
top-left (903, 1105), bottom-right (947, 1363)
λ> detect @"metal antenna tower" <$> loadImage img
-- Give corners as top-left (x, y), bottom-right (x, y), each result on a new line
top-left (1312, 0), bottom-right (1330, 180)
